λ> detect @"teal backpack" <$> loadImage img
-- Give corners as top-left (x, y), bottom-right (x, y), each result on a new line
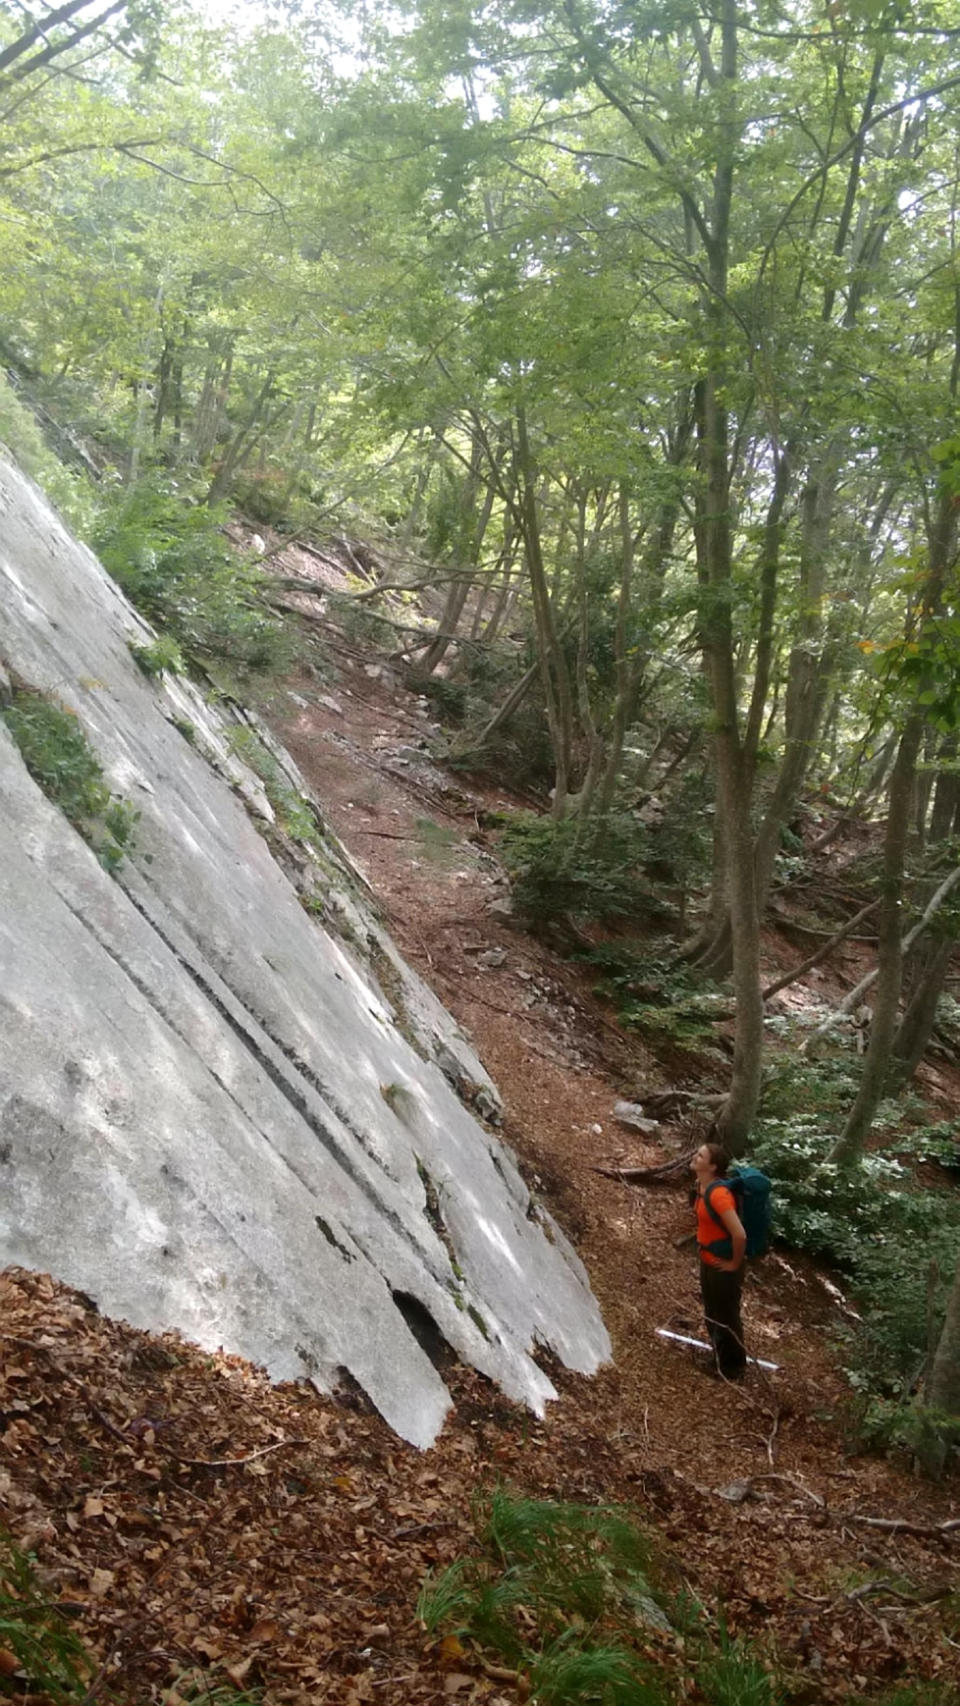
top-left (704, 1165), bottom-right (772, 1261)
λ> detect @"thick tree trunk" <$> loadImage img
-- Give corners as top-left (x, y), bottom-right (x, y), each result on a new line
top-left (696, 2), bottom-right (762, 1153)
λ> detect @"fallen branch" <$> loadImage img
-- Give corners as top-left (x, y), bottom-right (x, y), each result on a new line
top-left (763, 897), bottom-right (881, 1001)
top-left (845, 1514), bottom-right (960, 1538)
top-left (595, 1152), bottom-right (695, 1184)
top-left (803, 865), bottom-right (960, 1051)
top-left (172, 1439), bottom-right (307, 1469)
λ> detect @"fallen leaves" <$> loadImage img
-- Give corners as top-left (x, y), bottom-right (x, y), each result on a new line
top-left (0, 1262), bottom-right (958, 1704)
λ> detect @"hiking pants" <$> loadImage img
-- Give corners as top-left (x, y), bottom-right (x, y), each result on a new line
top-left (700, 1262), bottom-right (746, 1379)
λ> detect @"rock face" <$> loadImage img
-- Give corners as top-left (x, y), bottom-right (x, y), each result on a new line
top-left (0, 456), bottom-right (610, 1447)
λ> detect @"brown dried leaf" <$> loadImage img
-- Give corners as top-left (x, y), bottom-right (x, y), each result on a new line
top-left (248, 1618), bottom-right (281, 1644)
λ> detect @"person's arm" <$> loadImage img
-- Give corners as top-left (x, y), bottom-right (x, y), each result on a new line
top-left (715, 1206), bottom-right (746, 1272)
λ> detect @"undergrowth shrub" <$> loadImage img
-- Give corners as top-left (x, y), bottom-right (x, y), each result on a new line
top-left (2, 689), bottom-right (138, 872)
top-left (696, 1638), bottom-right (780, 1706)
top-left (92, 478), bottom-right (296, 675)
top-left (0, 371), bottom-right (96, 537)
top-left (579, 946), bottom-right (728, 1043)
top-left (0, 1531), bottom-right (93, 1700)
top-left (418, 1488), bottom-right (668, 1705)
top-left (498, 812), bottom-right (660, 927)
top-left (413, 672), bottom-right (468, 723)
top-left (748, 1121), bottom-right (960, 1410)
top-left (326, 590), bottom-right (397, 649)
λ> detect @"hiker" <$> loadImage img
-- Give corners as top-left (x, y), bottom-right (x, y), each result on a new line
top-left (692, 1141), bottom-right (747, 1380)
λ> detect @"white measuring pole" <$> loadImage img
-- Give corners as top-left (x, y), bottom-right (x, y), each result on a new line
top-left (655, 1327), bottom-right (780, 1373)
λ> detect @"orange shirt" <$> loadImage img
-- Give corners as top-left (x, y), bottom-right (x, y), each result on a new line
top-left (696, 1183), bottom-right (736, 1268)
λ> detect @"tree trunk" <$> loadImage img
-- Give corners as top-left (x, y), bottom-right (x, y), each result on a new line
top-left (830, 714), bottom-right (925, 1162)
top-left (696, 0), bottom-right (762, 1154)
top-left (929, 735), bottom-right (960, 842)
top-left (753, 457), bottom-right (837, 910)
top-left (891, 935), bottom-right (955, 1086)
top-left (205, 370), bottom-right (278, 504)
top-left (515, 406), bottom-right (574, 813)
top-left (417, 435), bottom-right (496, 677)
top-left (918, 1255), bottom-right (960, 1478)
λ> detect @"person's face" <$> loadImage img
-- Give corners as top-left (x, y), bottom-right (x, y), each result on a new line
top-left (692, 1144), bottom-right (716, 1186)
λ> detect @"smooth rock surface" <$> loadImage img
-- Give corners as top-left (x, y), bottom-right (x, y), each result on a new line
top-left (0, 455), bottom-right (610, 1446)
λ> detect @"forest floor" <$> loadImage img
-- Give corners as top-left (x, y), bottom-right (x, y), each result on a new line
top-left (2, 583), bottom-right (960, 1705)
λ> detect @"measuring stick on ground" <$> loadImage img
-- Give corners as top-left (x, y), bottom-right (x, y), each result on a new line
top-left (655, 1327), bottom-right (780, 1373)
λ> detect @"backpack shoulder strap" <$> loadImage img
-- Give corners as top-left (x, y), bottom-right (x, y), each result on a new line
top-left (703, 1178), bottom-right (731, 1232)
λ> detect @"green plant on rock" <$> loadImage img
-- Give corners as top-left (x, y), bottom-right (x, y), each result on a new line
top-left (417, 1489), bottom-right (668, 1705)
top-left (2, 689), bottom-right (139, 872)
top-left (226, 725), bottom-right (318, 846)
top-left (129, 633), bottom-right (185, 678)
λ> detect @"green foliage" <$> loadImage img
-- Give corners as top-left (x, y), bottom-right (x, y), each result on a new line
top-left (327, 591), bottom-right (398, 649)
top-left (499, 812), bottom-right (659, 927)
top-left (0, 373), bottom-right (96, 539)
top-left (760, 1052), bottom-right (861, 1123)
top-left (530, 1640), bottom-right (664, 1706)
top-left (418, 1489), bottom-right (668, 1705)
top-left (101, 797), bottom-right (141, 873)
top-left (415, 672), bottom-right (468, 724)
top-left (871, 1685), bottom-right (960, 1706)
top-left (226, 725), bottom-right (318, 846)
top-left (748, 1121), bottom-right (960, 1403)
top-left (696, 1640), bottom-right (780, 1706)
top-left (92, 479), bottom-right (295, 675)
top-left (2, 689), bottom-right (138, 872)
top-left (581, 947), bottom-right (728, 1044)
top-left (852, 1397), bottom-right (960, 1461)
top-left (129, 633), bottom-right (185, 678)
top-left (414, 815), bottom-right (461, 865)
top-left (0, 1531), bottom-right (93, 1701)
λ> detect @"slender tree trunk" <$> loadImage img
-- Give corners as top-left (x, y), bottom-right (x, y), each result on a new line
top-left (753, 458), bottom-right (837, 909)
top-left (830, 716), bottom-right (925, 1161)
top-left (919, 1255), bottom-right (960, 1477)
top-left (515, 407), bottom-right (574, 813)
top-left (205, 370), bottom-right (278, 503)
top-left (929, 735), bottom-right (960, 842)
top-left (891, 935), bottom-right (956, 1086)
top-left (417, 435), bottom-right (497, 676)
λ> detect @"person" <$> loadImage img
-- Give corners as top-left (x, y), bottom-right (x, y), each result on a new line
top-left (692, 1141), bottom-right (747, 1380)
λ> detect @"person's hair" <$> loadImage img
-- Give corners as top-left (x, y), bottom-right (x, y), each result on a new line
top-left (703, 1142), bottom-right (731, 1177)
